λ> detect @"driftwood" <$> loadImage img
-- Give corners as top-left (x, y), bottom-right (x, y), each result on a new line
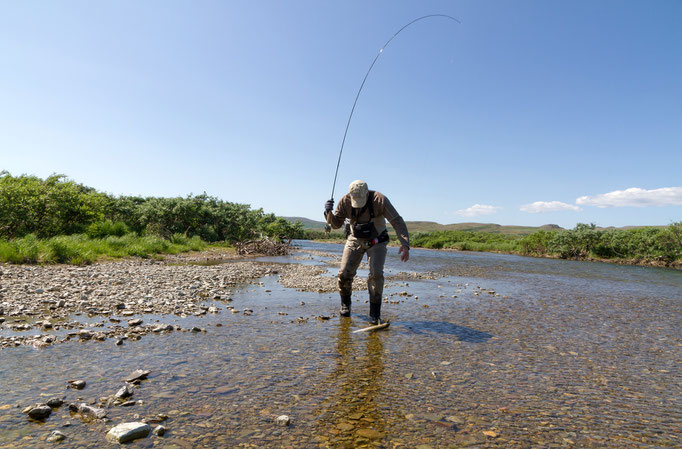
top-left (235, 237), bottom-right (292, 256)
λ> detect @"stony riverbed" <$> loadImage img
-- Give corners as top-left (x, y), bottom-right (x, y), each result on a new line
top-left (1, 242), bottom-right (680, 448)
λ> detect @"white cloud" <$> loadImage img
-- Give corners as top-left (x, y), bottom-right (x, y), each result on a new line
top-left (455, 204), bottom-right (501, 217)
top-left (520, 201), bottom-right (582, 213)
top-left (576, 187), bottom-right (682, 208)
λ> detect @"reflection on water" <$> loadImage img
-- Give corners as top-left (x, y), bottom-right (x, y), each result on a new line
top-left (0, 241), bottom-right (680, 448)
top-left (315, 320), bottom-right (386, 447)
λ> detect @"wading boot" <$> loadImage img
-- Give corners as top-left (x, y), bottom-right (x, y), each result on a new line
top-left (369, 301), bottom-right (381, 325)
top-left (340, 295), bottom-right (351, 317)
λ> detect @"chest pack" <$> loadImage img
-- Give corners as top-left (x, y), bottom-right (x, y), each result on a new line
top-left (351, 192), bottom-right (378, 239)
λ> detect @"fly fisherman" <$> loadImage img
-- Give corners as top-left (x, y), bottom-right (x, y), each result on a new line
top-left (324, 180), bottom-right (410, 325)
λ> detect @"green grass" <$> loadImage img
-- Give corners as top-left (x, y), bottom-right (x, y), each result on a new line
top-left (0, 233), bottom-right (206, 265)
top-left (408, 223), bottom-right (681, 265)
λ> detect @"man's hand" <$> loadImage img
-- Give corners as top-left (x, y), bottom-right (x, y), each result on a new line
top-left (324, 199), bottom-right (334, 214)
top-left (399, 245), bottom-right (410, 262)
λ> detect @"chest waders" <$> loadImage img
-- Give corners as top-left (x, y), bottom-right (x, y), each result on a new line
top-left (339, 192), bottom-right (389, 324)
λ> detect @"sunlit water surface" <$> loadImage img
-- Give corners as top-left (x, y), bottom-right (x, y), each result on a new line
top-left (1, 241), bottom-right (680, 448)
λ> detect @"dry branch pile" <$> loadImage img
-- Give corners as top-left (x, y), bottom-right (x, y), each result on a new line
top-left (235, 237), bottom-right (292, 256)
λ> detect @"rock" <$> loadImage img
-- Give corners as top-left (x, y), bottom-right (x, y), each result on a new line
top-left (68, 380), bottom-right (86, 390)
top-left (207, 306), bottom-right (219, 313)
top-left (115, 384), bottom-right (134, 399)
top-left (120, 401), bottom-right (137, 407)
top-left (106, 422), bottom-right (151, 443)
top-left (153, 425), bottom-right (166, 436)
top-left (356, 428), bottom-right (383, 439)
top-left (46, 430), bottom-right (66, 442)
top-left (275, 415), bottom-right (291, 427)
top-left (77, 330), bottom-right (92, 340)
top-left (46, 398), bottom-right (64, 408)
top-left (77, 403), bottom-right (108, 420)
top-left (128, 318), bottom-right (143, 326)
top-left (124, 369), bottom-right (151, 382)
top-left (27, 404), bottom-right (52, 420)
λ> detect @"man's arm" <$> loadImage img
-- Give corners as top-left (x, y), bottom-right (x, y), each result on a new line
top-left (382, 197), bottom-right (410, 249)
top-left (323, 198), bottom-right (347, 229)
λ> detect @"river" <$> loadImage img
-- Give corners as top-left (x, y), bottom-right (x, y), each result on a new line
top-left (0, 241), bottom-right (680, 448)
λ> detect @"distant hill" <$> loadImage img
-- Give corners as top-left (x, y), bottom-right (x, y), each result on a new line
top-left (284, 217), bottom-right (564, 236)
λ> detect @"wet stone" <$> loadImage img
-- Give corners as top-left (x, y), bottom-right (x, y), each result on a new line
top-left (68, 380), bottom-right (86, 390)
top-left (115, 384), bottom-right (134, 399)
top-left (125, 369), bottom-right (151, 382)
top-left (46, 398), bottom-right (64, 408)
top-left (27, 405), bottom-right (51, 420)
top-left (106, 422), bottom-right (151, 443)
top-left (46, 430), bottom-right (66, 442)
top-left (276, 415), bottom-right (291, 427)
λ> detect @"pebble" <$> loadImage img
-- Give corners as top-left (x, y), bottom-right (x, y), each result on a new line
top-left (106, 422), bottom-right (151, 443)
top-left (68, 380), bottom-right (86, 390)
top-left (276, 415), bottom-right (291, 427)
top-left (26, 404), bottom-right (51, 420)
top-left (46, 398), bottom-right (64, 407)
top-left (115, 384), bottom-right (134, 399)
top-left (153, 425), bottom-right (166, 436)
top-left (46, 430), bottom-right (66, 442)
top-left (124, 369), bottom-right (151, 382)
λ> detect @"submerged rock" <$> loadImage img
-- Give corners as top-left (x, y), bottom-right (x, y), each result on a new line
top-left (106, 422), bottom-right (151, 443)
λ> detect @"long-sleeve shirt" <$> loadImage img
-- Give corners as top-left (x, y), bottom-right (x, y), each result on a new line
top-left (325, 190), bottom-right (409, 247)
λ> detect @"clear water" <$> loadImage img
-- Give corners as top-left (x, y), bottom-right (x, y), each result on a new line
top-left (0, 241), bottom-right (680, 448)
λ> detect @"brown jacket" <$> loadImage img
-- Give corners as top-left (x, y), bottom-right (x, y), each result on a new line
top-left (325, 190), bottom-right (409, 247)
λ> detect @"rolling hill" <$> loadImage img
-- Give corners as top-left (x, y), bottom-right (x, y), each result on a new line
top-left (283, 217), bottom-right (563, 236)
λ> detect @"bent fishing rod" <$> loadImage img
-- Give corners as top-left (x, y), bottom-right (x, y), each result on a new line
top-left (325, 14), bottom-right (460, 230)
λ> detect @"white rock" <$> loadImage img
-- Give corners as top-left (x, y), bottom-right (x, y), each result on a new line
top-left (106, 422), bottom-right (151, 443)
top-left (276, 415), bottom-right (291, 427)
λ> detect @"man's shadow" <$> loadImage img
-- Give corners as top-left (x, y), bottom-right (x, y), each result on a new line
top-left (397, 320), bottom-right (493, 343)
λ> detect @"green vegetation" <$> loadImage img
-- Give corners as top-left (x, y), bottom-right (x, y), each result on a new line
top-left (411, 230), bottom-right (522, 252)
top-left (0, 172), bottom-right (304, 264)
top-left (410, 222), bottom-right (682, 265)
top-left (0, 233), bottom-right (206, 264)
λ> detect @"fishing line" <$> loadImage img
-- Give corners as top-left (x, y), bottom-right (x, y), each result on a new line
top-left (329, 14), bottom-right (461, 201)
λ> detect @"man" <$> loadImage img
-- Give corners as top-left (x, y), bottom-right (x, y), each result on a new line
top-left (324, 180), bottom-right (410, 325)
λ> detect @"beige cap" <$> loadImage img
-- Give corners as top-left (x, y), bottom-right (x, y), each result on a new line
top-left (349, 180), bottom-right (369, 208)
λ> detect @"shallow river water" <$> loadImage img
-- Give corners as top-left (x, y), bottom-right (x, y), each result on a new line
top-left (1, 241), bottom-right (680, 448)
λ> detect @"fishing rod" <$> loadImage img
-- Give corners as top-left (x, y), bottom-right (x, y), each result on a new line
top-left (328, 14), bottom-right (461, 206)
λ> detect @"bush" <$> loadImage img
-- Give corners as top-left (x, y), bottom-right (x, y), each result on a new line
top-left (0, 172), bottom-right (299, 244)
top-left (86, 220), bottom-right (130, 238)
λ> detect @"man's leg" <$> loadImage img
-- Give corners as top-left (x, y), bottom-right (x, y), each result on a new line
top-left (367, 242), bottom-right (388, 324)
top-left (337, 238), bottom-right (365, 316)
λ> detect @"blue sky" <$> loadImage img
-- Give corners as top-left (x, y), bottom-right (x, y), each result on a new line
top-left (1, 0), bottom-right (680, 228)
